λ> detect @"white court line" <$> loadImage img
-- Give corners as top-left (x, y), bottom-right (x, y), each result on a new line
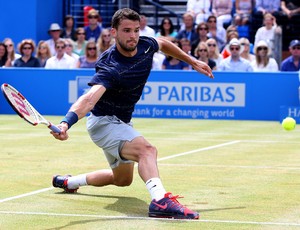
top-left (159, 163), bottom-right (300, 171)
top-left (0, 187), bottom-right (54, 203)
top-left (158, 140), bottom-right (240, 162)
top-left (0, 140), bottom-right (240, 204)
top-left (0, 211), bottom-right (299, 227)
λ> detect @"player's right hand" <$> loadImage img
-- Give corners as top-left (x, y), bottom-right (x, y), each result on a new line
top-left (51, 123), bottom-right (69, 141)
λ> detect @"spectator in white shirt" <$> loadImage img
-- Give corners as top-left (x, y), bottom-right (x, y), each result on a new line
top-left (139, 15), bottom-right (155, 37)
top-left (250, 40), bottom-right (278, 72)
top-left (46, 23), bottom-right (63, 56)
top-left (45, 38), bottom-right (76, 69)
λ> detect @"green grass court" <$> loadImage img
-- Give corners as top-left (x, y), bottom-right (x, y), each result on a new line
top-left (0, 115), bottom-right (299, 229)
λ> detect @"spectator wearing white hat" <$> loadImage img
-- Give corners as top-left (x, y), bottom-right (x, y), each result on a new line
top-left (251, 40), bottom-right (278, 72)
top-left (218, 38), bottom-right (253, 72)
top-left (46, 23), bottom-right (63, 55)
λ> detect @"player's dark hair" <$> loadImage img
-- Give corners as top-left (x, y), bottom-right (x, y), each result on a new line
top-left (111, 8), bottom-right (140, 29)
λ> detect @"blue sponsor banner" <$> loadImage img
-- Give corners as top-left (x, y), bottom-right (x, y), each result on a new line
top-left (280, 106), bottom-right (300, 123)
top-left (0, 68), bottom-right (299, 121)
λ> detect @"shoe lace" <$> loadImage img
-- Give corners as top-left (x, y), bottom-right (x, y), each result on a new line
top-left (166, 193), bottom-right (185, 209)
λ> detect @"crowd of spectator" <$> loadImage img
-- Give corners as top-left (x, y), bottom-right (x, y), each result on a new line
top-left (1, 1), bottom-right (300, 72)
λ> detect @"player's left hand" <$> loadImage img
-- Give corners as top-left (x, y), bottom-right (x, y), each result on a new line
top-left (192, 60), bottom-right (214, 79)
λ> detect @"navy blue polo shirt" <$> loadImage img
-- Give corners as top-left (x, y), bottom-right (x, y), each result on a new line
top-left (88, 36), bottom-right (159, 123)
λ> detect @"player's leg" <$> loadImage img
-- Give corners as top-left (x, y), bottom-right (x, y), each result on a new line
top-left (120, 136), bottom-right (199, 219)
top-left (86, 162), bottom-right (134, 187)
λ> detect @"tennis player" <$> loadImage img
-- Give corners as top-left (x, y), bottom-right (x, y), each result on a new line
top-left (51, 8), bottom-right (214, 219)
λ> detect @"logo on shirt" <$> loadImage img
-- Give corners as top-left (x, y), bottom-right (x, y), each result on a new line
top-left (145, 47), bottom-right (151, 53)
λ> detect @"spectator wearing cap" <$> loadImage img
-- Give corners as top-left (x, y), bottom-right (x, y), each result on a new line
top-left (84, 9), bottom-right (102, 42)
top-left (46, 23), bottom-right (63, 55)
top-left (251, 40), bottom-right (278, 72)
top-left (280, 39), bottom-right (300, 71)
top-left (218, 38), bottom-right (253, 72)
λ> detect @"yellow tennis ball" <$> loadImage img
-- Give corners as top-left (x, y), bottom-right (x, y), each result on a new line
top-left (282, 117), bottom-right (296, 131)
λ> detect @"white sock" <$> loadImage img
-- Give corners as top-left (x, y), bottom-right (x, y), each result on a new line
top-left (146, 178), bottom-right (166, 201)
top-left (67, 174), bottom-right (87, 189)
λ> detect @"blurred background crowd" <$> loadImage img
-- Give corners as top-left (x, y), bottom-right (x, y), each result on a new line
top-left (1, 0), bottom-right (300, 72)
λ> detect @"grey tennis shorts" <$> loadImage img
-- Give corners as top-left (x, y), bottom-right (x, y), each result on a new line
top-left (86, 114), bottom-right (141, 168)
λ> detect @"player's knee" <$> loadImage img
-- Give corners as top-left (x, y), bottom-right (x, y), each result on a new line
top-left (114, 177), bottom-right (133, 187)
top-left (139, 144), bottom-right (157, 160)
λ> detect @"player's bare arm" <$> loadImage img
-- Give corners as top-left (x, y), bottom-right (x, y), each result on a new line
top-left (52, 84), bottom-right (106, 140)
top-left (156, 37), bottom-right (214, 79)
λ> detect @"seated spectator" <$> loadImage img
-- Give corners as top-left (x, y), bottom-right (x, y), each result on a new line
top-left (194, 42), bottom-right (217, 70)
top-left (45, 38), bottom-right (76, 69)
top-left (251, 40), bottom-right (279, 71)
top-left (162, 40), bottom-right (189, 70)
top-left (176, 12), bottom-right (199, 44)
top-left (36, 40), bottom-right (52, 67)
top-left (139, 15), bottom-right (155, 37)
top-left (3, 38), bottom-right (21, 66)
top-left (280, 0), bottom-right (300, 41)
top-left (254, 13), bottom-right (282, 58)
top-left (239, 37), bottom-right (255, 62)
top-left (221, 30), bottom-right (239, 58)
top-left (234, 0), bottom-right (253, 39)
top-left (211, 0), bottom-right (233, 28)
top-left (46, 23), bottom-right (63, 56)
top-left (65, 38), bottom-right (79, 62)
top-left (97, 28), bottom-right (115, 55)
top-left (187, 0), bottom-right (212, 24)
top-left (152, 51), bottom-right (166, 70)
top-left (77, 40), bottom-right (98, 68)
top-left (73, 27), bottom-right (88, 56)
top-left (218, 38), bottom-right (253, 71)
top-left (60, 15), bottom-right (77, 41)
top-left (14, 39), bottom-right (40, 67)
top-left (280, 39), bottom-right (300, 71)
top-left (180, 38), bottom-right (193, 69)
top-left (234, 0), bottom-right (253, 26)
top-left (0, 42), bottom-right (10, 67)
top-left (155, 17), bottom-right (178, 41)
top-left (191, 22), bottom-right (209, 57)
top-left (207, 15), bottom-right (226, 51)
top-left (206, 38), bottom-right (223, 67)
top-left (84, 9), bottom-right (102, 42)
top-left (252, 0), bottom-right (280, 33)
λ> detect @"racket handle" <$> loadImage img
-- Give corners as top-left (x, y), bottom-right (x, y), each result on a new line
top-left (48, 123), bottom-right (61, 134)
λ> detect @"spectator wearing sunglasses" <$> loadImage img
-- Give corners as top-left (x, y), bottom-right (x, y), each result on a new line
top-left (45, 39), bottom-right (76, 69)
top-left (3, 38), bottom-right (21, 66)
top-left (77, 40), bottom-right (98, 68)
top-left (280, 39), bottom-right (300, 71)
top-left (206, 38), bottom-right (223, 68)
top-left (218, 38), bottom-right (253, 72)
top-left (251, 40), bottom-right (278, 72)
top-left (84, 9), bottom-right (103, 42)
top-left (191, 22), bottom-right (209, 58)
top-left (14, 39), bottom-right (40, 67)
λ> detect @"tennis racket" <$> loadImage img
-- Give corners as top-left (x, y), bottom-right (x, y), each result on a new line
top-left (1, 83), bottom-right (61, 133)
